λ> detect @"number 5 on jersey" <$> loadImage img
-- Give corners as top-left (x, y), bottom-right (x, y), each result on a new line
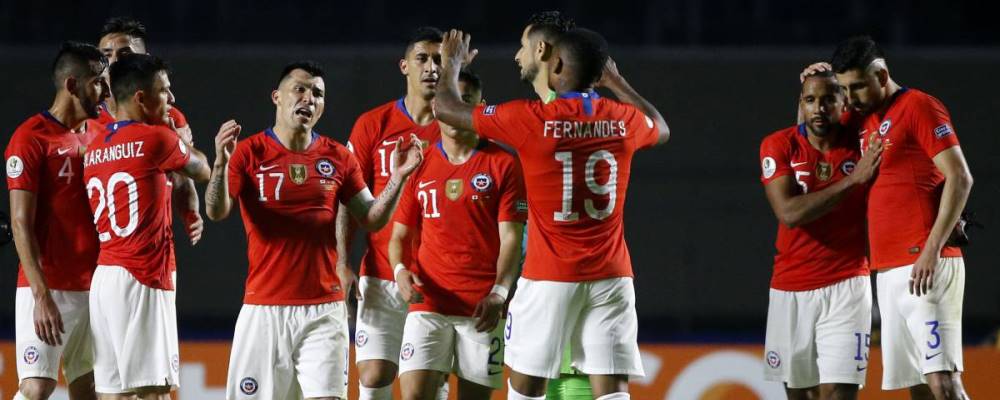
top-left (554, 150), bottom-right (618, 222)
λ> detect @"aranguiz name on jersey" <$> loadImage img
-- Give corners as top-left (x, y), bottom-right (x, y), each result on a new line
top-left (84, 141), bottom-right (145, 167)
top-left (543, 120), bottom-right (627, 139)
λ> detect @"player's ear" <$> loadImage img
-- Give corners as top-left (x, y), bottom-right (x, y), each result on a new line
top-left (399, 58), bottom-right (408, 76)
top-left (536, 40), bottom-right (550, 61)
top-left (63, 76), bottom-right (78, 96)
top-left (876, 68), bottom-right (889, 88)
top-left (133, 89), bottom-right (145, 108)
top-left (271, 89), bottom-right (280, 106)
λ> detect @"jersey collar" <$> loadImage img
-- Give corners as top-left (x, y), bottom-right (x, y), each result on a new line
top-left (105, 120), bottom-right (140, 142)
top-left (558, 90), bottom-right (600, 116)
top-left (40, 110), bottom-right (70, 130)
top-left (396, 97), bottom-right (415, 123)
top-left (266, 127), bottom-right (319, 151)
top-left (436, 138), bottom-right (487, 163)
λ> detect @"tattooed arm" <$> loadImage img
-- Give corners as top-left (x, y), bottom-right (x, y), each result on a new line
top-left (344, 134), bottom-right (424, 231)
top-left (205, 120), bottom-right (240, 221)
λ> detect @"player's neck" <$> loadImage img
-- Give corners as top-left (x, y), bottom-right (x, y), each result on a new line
top-left (48, 93), bottom-right (87, 131)
top-left (403, 93), bottom-right (435, 126)
top-left (876, 79), bottom-right (903, 116)
top-left (532, 74), bottom-right (551, 101)
top-left (272, 124), bottom-right (312, 152)
top-left (115, 103), bottom-right (146, 125)
top-left (105, 96), bottom-right (118, 115)
top-left (441, 131), bottom-right (479, 165)
top-left (805, 125), bottom-right (840, 152)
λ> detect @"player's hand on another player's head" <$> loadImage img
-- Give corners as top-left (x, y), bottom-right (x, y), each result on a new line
top-left (214, 119), bottom-right (241, 163)
top-left (440, 29), bottom-right (471, 68)
top-left (33, 292), bottom-right (65, 346)
top-left (850, 133), bottom-right (884, 185)
top-left (799, 62), bottom-right (833, 83)
top-left (472, 293), bottom-right (504, 332)
top-left (392, 134), bottom-right (425, 180)
top-left (395, 268), bottom-right (424, 304)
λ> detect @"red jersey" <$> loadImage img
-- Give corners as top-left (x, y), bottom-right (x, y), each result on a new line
top-left (228, 130), bottom-right (367, 305)
top-left (394, 139), bottom-right (527, 316)
top-left (471, 91), bottom-right (659, 282)
top-left (82, 120), bottom-right (190, 290)
top-left (759, 124), bottom-right (869, 291)
top-left (347, 98), bottom-right (441, 280)
top-left (860, 88), bottom-right (962, 269)
top-left (5, 112), bottom-right (100, 291)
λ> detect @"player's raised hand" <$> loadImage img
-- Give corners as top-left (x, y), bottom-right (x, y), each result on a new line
top-left (910, 248), bottom-right (940, 296)
top-left (799, 62), bottom-right (833, 82)
top-left (472, 293), bottom-right (504, 332)
top-left (392, 134), bottom-right (424, 179)
top-left (214, 119), bottom-right (241, 163)
top-left (33, 291), bottom-right (64, 346)
top-left (596, 57), bottom-right (625, 89)
top-left (849, 133), bottom-right (884, 185)
top-left (395, 268), bottom-right (424, 304)
top-left (440, 29), bottom-right (471, 68)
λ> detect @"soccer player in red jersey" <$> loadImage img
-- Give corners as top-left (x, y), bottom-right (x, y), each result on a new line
top-left (434, 28), bottom-right (669, 400)
top-left (828, 36), bottom-right (972, 400)
top-left (83, 53), bottom-right (210, 399)
top-left (759, 70), bottom-right (884, 400)
top-left (335, 27), bottom-right (468, 400)
top-left (5, 42), bottom-right (107, 400)
top-left (389, 70), bottom-right (527, 400)
top-left (96, 16), bottom-right (204, 246)
top-left (204, 61), bottom-right (423, 400)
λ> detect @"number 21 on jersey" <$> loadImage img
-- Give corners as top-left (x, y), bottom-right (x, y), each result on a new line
top-left (554, 150), bottom-right (618, 222)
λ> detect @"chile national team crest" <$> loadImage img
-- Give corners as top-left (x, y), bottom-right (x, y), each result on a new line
top-left (315, 158), bottom-right (335, 178)
top-left (240, 377), bottom-right (259, 395)
top-left (841, 160), bottom-right (857, 175)
top-left (401, 343), bottom-right (415, 361)
top-left (471, 173), bottom-right (493, 192)
top-left (766, 351), bottom-right (781, 368)
top-left (23, 345), bottom-right (39, 364)
top-left (878, 119), bottom-right (892, 137)
top-left (289, 164), bottom-right (308, 185)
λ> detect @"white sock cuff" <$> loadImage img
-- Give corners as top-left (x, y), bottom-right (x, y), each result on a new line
top-left (13, 391), bottom-right (31, 400)
top-left (359, 383), bottom-right (393, 400)
top-left (595, 392), bottom-right (630, 400)
top-left (507, 379), bottom-right (546, 400)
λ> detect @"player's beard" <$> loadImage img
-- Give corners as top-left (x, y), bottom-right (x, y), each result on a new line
top-left (78, 89), bottom-right (101, 119)
top-left (520, 63), bottom-right (539, 84)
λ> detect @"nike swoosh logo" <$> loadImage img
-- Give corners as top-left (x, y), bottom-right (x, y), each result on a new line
top-left (259, 164), bottom-right (278, 171)
top-left (925, 352), bottom-right (942, 360)
top-left (383, 139), bottom-right (400, 146)
top-left (57, 147), bottom-right (73, 155)
top-left (790, 161), bottom-right (808, 167)
top-left (418, 180), bottom-right (436, 189)
top-left (856, 365), bottom-right (867, 371)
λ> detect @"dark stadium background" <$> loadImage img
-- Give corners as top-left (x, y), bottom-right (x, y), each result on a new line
top-left (0, 1), bottom-right (997, 346)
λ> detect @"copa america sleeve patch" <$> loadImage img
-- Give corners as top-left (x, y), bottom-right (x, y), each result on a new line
top-left (934, 123), bottom-right (954, 139)
top-left (516, 199), bottom-right (528, 213)
top-left (483, 105), bottom-right (497, 116)
top-left (761, 156), bottom-right (776, 179)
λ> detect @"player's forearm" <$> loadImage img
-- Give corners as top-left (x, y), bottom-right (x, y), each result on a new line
top-left (335, 204), bottom-right (355, 267)
top-left (183, 147), bottom-right (212, 183)
top-left (205, 162), bottom-right (232, 221)
top-left (604, 77), bottom-right (670, 144)
top-left (9, 194), bottom-right (49, 296)
top-left (172, 174), bottom-right (200, 216)
top-left (360, 176), bottom-right (406, 230)
top-left (494, 222), bottom-right (524, 289)
top-left (779, 177), bottom-right (855, 228)
top-left (924, 170), bottom-right (973, 252)
top-left (435, 60), bottom-right (476, 131)
top-left (387, 222), bottom-right (410, 269)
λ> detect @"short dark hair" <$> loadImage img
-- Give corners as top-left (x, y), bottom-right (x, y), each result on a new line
top-left (805, 69), bottom-right (836, 80)
top-left (101, 16), bottom-right (147, 41)
top-left (831, 35), bottom-right (885, 73)
top-left (554, 28), bottom-right (608, 90)
top-left (527, 11), bottom-right (576, 41)
top-left (110, 53), bottom-right (168, 104)
top-left (278, 60), bottom-right (325, 86)
top-left (404, 26), bottom-right (444, 55)
top-left (52, 41), bottom-right (107, 90)
top-left (458, 69), bottom-right (482, 93)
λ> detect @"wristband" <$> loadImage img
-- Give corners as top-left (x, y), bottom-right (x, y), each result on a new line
top-left (490, 284), bottom-right (509, 301)
top-left (393, 263), bottom-right (407, 278)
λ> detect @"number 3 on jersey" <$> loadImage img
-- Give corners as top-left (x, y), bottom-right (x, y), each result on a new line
top-left (554, 150), bottom-right (618, 222)
top-left (87, 172), bottom-right (139, 242)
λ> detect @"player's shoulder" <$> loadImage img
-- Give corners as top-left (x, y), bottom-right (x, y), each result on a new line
top-left (480, 139), bottom-right (518, 160)
top-left (314, 134), bottom-right (351, 154)
top-left (355, 99), bottom-right (399, 125)
top-left (10, 113), bottom-right (49, 140)
top-left (760, 125), bottom-right (800, 149)
top-left (900, 88), bottom-right (948, 111)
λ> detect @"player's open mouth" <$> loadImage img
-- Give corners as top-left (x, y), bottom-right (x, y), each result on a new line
top-left (422, 78), bottom-right (438, 86)
top-left (294, 108), bottom-right (314, 119)
top-left (810, 118), bottom-right (828, 126)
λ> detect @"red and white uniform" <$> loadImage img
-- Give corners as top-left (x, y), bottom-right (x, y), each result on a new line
top-left (347, 98), bottom-right (440, 364)
top-left (393, 139), bottom-right (526, 388)
top-left (225, 129), bottom-right (366, 399)
top-left (758, 124), bottom-right (872, 388)
top-left (471, 91), bottom-right (658, 378)
top-left (5, 111), bottom-right (100, 383)
top-left (859, 88), bottom-right (966, 389)
top-left (83, 120), bottom-right (190, 393)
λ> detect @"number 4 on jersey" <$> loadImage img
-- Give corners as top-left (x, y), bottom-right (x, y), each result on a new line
top-left (554, 150), bottom-right (618, 222)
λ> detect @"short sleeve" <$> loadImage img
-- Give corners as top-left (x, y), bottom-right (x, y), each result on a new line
top-left (909, 94), bottom-right (959, 158)
top-left (626, 104), bottom-right (660, 150)
top-left (337, 149), bottom-right (368, 205)
top-left (759, 134), bottom-right (792, 184)
top-left (346, 115), bottom-right (376, 185)
top-left (4, 131), bottom-right (44, 192)
top-left (227, 141), bottom-right (250, 198)
top-left (393, 176), bottom-right (421, 227)
top-left (472, 100), bottom-right (539, 150)
top-left (151, 127), bottom-right (191, 173)
top-left (497, 156), bottom-right (528, 223)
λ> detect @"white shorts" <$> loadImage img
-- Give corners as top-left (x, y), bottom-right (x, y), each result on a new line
top-left (877, 257), bottom-right (965, 390)
top-left (763, 275), bottom-right (872, 388)
top-left (15, 287), bottom-right (93, 383)
top-left (398, 312), bottom-right (505, 388)
top-left (226, 301), bottom-right (350, 399)
top-left (89, 266), bottom-right (180, 394)
top-left (504, 277), bottom-right (643, 379)
top-left (355, 276), bottom-right (407, 364)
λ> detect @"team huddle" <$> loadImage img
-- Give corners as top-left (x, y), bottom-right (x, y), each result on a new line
top-left (5, 11), bottom-right (673, 400)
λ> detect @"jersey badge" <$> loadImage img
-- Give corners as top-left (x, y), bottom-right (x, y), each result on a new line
top-left (446, 178), bottom-right (464, 201)
top-left (471, 173), bottom-right (493, 192)
top-left (316, 158), bottom-right (335, 177)
top-left (290, 164), bottom-right (308, 185)
top-left (816, 162), bottom-right (832, 181)
top-left (840, 160), bottom-right (857, 175)
top-left (878, 119), bottom-right (892, 137)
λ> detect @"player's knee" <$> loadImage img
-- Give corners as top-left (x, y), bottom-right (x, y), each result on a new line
top-left (926, 373), bottom-right (961, 400)
top-left (17, 378), bottom-right (57, 400)
top-left (358, 361), bottom-right (398, 388)
top-left (508, 378), bottom-right (546, 399)
top-left (824, 383), bottom-right (859, 400)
